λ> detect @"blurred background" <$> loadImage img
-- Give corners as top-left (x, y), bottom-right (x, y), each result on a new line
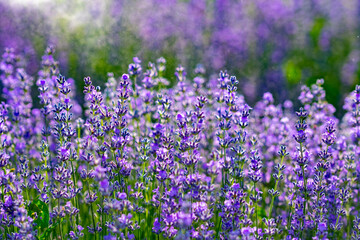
top-left (1, 0), bottom-right (359, 115)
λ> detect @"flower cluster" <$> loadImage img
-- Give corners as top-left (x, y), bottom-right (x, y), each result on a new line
top-left (1, 48), bottom-right (360, 240)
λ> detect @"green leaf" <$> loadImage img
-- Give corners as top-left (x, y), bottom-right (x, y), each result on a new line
top-left (27, 199), bottom-right (50, 230)
top-left (309, 17), bottom-right (326, 47)
top-left (39, 218), bottom-right (64, 240)
top-left (258, 206), bottom-right (267, 219)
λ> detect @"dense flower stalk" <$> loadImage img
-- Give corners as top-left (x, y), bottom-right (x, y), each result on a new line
top-left (0, 48), bottom-right (360, 240)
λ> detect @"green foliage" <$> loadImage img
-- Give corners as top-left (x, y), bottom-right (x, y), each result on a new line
top-left (282, 16), bottom-right (353, 115)
top-left (38, 218), bottom-right (64, 240)
top-left (283, 59), bottom-right (302, 85)
top-left (309, 17), bottom-right (326, 48)
top-left (27, 198), bottom-right (50, 230)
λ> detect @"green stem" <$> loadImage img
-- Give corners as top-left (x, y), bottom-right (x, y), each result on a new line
top-left (70, 161), bottom-right (79, 223)
top-left (190, 165), bottom-right (193, 237)
top-left (254, 182), bottom-right (258, 237)
top-left (58, 199), bottom-right (63, 240)
top-left (346, 196), bottom-right (351, 238)
top-left (314, 171), bottom-right (325, 233)
top-left (138, 213), bottom-right (141, 240)
top-left (287, 195), bottom-right (295, 234)
top-left (335, 202), bottom-right (345, 236)
top-left (268, 155), bottom-right (285, 218)
top-left (87, 181), bottom-right (97, 240)
top-left (299, 143), bottom-right (308, 231)
top-left (222, 129), bottom-right (227, 188)
top-left (158, 183), bottom-right (162, 220)
top-left (101, 197), bottom-right (105, 240)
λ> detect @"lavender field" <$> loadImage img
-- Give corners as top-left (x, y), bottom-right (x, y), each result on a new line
top-left (1, 0), bottom-right (360, 240)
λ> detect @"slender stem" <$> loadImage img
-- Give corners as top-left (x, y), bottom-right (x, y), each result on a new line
top-left (335, 202), bottom-right (345, 235)
top-left (314, 171), bottom-right (324, 233)
top-left (240, 162), bottom-right (245, 189)
top-left (268, 155), bottom-right (285, 218)
top-left (216, 213), bottom-right (222, 239)
top-left (58, 199), bottom-right (63, 240)
top-left (222, 129), bottom-right (227, 188)
top-left (158, 183), bottom-right (162, 220)
top-left (104, 212), bottom-right (107, 239)
top-left (1, 182), bottom-right (5, 202)
top-left (87, 181), bottom-right (97, 240)
top-left (254, 182), bottom-right (258, 237)
top-left (299, 142), bottom-right (308, 238)
top-left (101, 196), bottom-right (105, 240)
top-left (346, 202), bottom-right (351, 239)
top-left (70, 161), bottom-right (79, 222)
top-left (287, 193), bottom-right (295, 234)
top-left (190, 164), bottom-right (193, 238)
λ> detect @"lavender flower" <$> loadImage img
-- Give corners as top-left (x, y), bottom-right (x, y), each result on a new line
top-left (0, 47), bottom-right (360, 240)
